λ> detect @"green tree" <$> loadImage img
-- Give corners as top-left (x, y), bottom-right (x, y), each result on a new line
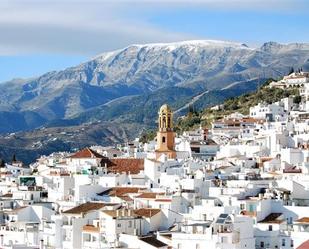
top-left (293, 95), bottom-right (302, 104)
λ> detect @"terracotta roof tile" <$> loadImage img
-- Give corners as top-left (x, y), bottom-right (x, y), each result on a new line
top-left (283, 166), bottom-right (302, 173)
top-left (83, 224), bottom-right (100, 233)
top-left (119, 196), bottom-right (134, 202)
top-left (101, 158), bottom-right (144, 174)
top-left (1, 193), bottom-right (13, 198)
top-left (155, 199), bottom-right (172, 202)
top-left (134, 208), bottom-right (161, 218)
top-left (102, 208), bottom-right (161, 219)
top-left (296, 217), bottom-right (309, 223)
top-left (69, 148), bottom-right (107, 159)
top-left (297, 240), bottom-right (309, 249)
top-left (136, 192), bottom-right (164, 199)
top-left (139, 236), bottom-right (167, 248)
top-left (62, 202), bottom-right (112, 214)
top-left (98, 187), bottom-right (146, 197)
top-left (240, 210), bottom-right (257, 217)
top-left (136, 192), bottom-right (157, 199)
top-left (259, 213), bottom-right (283, 224)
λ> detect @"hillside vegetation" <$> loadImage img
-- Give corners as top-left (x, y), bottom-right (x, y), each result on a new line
top-left (187, 81), bottom-right (299, 131)
top-left (143, 80), bottom-right (298, 138)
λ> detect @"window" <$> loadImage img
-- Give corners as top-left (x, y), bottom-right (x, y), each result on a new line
top-left (84, 234), bottom-right (91, 242)
top-left (248, 204), bottom-right (255, 212)
top-left (291, 240), bottom-right (294, 247)
top-left (288, 217), bottom-right (293, 224)
top-left (260, 241), bottom-right (264, 248)
top-left (282, 239), bottom-right (285, 247)
top-left (221, 237), bottom-right (227, 243)
top-left (162, 136), bottom-right (166, 143)
top-left (162, 116), bottom-right (168, 128)
top-left (269, 225), bottom-right (272, 231)
top-left (117, 223), bottom-right (121, 228)
top-left (128, 221), bottom-right (132, 228)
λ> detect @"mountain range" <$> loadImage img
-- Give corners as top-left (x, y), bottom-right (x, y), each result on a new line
top-left (0, 40), bottom-right (309, 163)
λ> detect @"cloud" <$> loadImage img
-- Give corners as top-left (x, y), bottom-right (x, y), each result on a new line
top-left (135, 0), bottom-right (304, 6)
top-left (104, 0), bottom-right (308, 12)
top-left (0, 0), bottom-right (306, 56)
top-left (0, 1), bottom-right (192, 56)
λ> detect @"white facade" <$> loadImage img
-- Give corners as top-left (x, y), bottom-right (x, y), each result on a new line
top-left (250, 103), bottom-right (285, 121)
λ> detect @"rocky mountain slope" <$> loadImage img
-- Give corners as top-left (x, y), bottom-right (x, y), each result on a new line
top-left (0, 121), bottom-right (145, 164)
top-left (1, 40), bottom-right (309, 133)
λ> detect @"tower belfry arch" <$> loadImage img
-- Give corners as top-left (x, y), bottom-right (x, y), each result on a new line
top-left (155, 104), bottom-right (176, 159)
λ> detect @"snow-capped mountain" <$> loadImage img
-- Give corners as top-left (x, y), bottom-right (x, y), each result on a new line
top-left (0, 40), bottom-right (309, 133)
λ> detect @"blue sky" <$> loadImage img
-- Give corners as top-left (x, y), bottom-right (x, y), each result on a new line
top-left (148, 8), bottom-right (309, 45)
top-left (0, 55), bottom-right (86, 82)
top-left (0, 0), bottom-right (308, 82)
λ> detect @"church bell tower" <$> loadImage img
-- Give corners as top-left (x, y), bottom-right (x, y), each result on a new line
top-left (155, 104), bottom-right (176, 159)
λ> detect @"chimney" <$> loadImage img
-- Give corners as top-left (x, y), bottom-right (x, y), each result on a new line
top-left (0, 234), bottom-right (3, 247)
top-left (203, 214), bottom-right (207, 221)
top-left (40, 239), bottom-right (44, 249)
